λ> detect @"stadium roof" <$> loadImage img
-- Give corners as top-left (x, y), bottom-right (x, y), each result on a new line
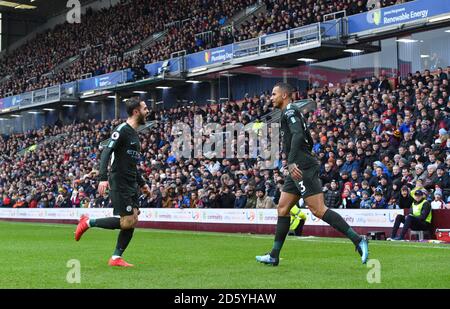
top-left (0, 0), bottom-right (92, 19)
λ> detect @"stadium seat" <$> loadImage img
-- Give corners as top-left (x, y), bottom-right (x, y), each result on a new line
top-left (409, 230), bottom-right (432, 241)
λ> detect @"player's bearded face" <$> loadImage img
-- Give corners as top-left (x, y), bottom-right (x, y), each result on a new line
top-left (138, 110), bottom-right (146, 125)
top-left (137, 103), bottom-right (149, 125)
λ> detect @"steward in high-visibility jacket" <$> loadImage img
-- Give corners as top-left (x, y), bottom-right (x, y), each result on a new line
top-left (389, 187), bottom-right (432, 240)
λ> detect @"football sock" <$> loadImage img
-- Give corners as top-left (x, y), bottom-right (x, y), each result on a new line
top-left (322, 209), bottom-right (361, 246)
top-left (113, 228), bottom-right (135, 257)
top-left (270, 216), bottom-right (291, 258)
top-left (90, 217), bottom-right (121, 229)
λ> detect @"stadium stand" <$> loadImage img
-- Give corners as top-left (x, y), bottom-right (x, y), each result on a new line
top-left (0, 0), bottom-right (414, 99)
top-left (1, 67), bottom-right (449, 211)
top-left (0, 0), bottom-right (257, 98)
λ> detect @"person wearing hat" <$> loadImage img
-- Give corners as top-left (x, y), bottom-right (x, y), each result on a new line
top-left (388, 187), bottom-right (432, 240)
top-left (431, 188), bottom-right (445, 209)
top-left (437, 128), bottom-right (449, 149)
top-left (360, 190), bottom-right (373, 209)
top-left (416, 120), bottom-right (434, 148)
top-left (324, 179), bottom-right (342, 209)
top-left (255, 186), bottom-right (275, 209)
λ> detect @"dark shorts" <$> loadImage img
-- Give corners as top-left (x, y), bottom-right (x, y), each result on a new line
top-left (110, 190), bottom-right (139, 216)
top-left (282, 165), bottom-right (323, 199)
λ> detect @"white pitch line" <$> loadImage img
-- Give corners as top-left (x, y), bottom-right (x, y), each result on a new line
top-left (2, 221), bottom-right (449, 250)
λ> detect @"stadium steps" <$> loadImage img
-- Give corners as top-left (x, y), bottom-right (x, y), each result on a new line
top-left (17, 133), bottom-right (69, 157)
top-left (126, 30), bottom-right (169, 54)
top-left (242, 99), bottom-right (316, 130)
top-left (51, 55), bottom-right (81, 74)
top-left (99, 121), bottom-right (156, 147)
top-left (230, 1), bottom-right (267, 29)
top-left (0, 75), bottom-right (10, 85)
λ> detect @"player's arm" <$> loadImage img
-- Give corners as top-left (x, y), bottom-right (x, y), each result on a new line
top-left (137, 169), bottom-right (150, 196)
top-left (98, 131), bottom-right (121, 195)
top-left (285, 110), bottom-right (305, 180)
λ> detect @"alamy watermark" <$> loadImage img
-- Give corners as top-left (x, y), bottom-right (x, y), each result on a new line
top-left (67, 0), bottom-right (81, 24)
top-left (66, 259), bottom-right (81, 284)
top-left (171, 116), bottom-right (280, 169)
top-left (366, 259), bottom-right (381, 284)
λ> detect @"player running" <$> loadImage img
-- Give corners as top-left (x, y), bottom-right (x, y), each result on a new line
top-left (256, 82), bottom-right (369, 266)
top-left (74, 97), bottom-right (150, 267)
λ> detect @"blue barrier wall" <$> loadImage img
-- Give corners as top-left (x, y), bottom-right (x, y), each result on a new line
top-left (348, 0), bottom-right (450, 34)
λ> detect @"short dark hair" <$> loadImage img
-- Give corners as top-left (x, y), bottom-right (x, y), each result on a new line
top-left (274, 82), bottom-right (294, 96)
top-left (126, 97), bottom-right (142, 116)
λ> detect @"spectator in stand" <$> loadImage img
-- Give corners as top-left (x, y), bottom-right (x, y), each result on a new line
top-left (255, 187), bottom-right (275, 209)
top-left (372, 190), bottom-right (388, 209)
top-left (0, 64), bottom-right (449, 212)
top-left (431, 188), bottom-right (446, 209)
top-left (234, 189), bottom-right (247, 208)
top-left (219, 186), bottom-right (235, 208)
top-left (245, 187), bottom-right (257, 209)
top-left (360, 191), bottom-right (373, 209)
top-left (325, 180), bottom-right (341, 209)
top-left (346, 191), bottom-right (360, 209)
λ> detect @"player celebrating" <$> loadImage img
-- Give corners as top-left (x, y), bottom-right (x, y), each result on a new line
top-left (256, 83), bottom-right (369, 266)
top-left (74, 97), bottom-right (150, 267)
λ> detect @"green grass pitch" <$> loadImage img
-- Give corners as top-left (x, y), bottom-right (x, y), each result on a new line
top-left (1, 221), bottom-right (449, 288)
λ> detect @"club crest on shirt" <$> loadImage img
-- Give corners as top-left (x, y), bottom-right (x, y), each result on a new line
top-left (111, 132), bottom-right (120, 140)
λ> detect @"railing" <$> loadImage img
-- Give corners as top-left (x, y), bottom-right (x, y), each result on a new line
top-left (221, 24), bottom-right (234, 35)
top-left (0, 82), bottom-right (77, 114)
top-left (124, 49), bottom-right (140, 59)
top-left (81, 73), bottom-right (93, 80)
top-left (108, 55), bottom-right (118, 63)
top-left (79, 44), bottom-right (103, 55)
top-left (171, 50), bottom-right (186, 59)
top-left (323, 10), bottom-right (347, 21)
top-left (233, 19), bottom-right (344, 59)
top-left (164, 18), bottom-right (191, 30)
top-left (195, 30), bottom-right (213, 47)
top-left (0, 19), bottom-right (347, 114)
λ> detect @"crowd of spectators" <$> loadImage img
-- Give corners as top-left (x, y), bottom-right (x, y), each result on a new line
top-left (1, 66), bottom-right (450, 211)
top-left (234, 0), bottom-right (413, 43)
top-left (0, 0), bottom-right (256, 98)
top-left (1, 0), bottom-right (414, 99)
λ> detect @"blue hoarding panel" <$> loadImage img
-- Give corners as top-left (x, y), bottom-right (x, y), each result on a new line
top-left (349, 0), bottom-right (450, 34)
top-left (145, 58), bottom-right (180, 77)
top-left (78, 71), bottom-right (125, 92)
top-left (0, 94), bottom-right (21, 111)
top-left (186, 44), bottom-right (233, 69)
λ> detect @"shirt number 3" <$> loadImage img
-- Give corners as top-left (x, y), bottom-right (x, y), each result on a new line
top-left (298, 181), bottom-right (306, 194)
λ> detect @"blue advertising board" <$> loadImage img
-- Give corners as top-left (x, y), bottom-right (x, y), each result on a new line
top-left (0, 94), bottom-right (21, 111)
top-left (348, 0), bottom-right (450, 34)
top-left (78, 70), bottom-right (126, 92)
top-left (145, 58), bottom-right (181, 77)
top-left (185, 44), bottom-right (233, 69)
